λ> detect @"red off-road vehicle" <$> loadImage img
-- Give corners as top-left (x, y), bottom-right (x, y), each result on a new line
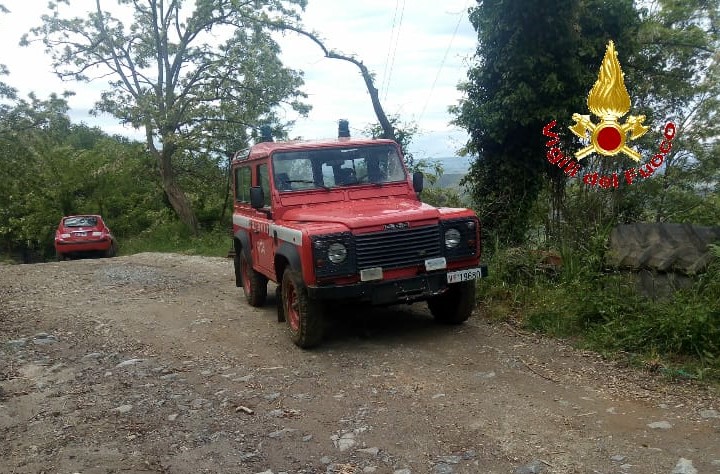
top-left (231, 123), bottom-right (487, 348)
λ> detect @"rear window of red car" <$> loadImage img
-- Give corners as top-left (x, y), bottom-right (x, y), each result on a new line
top-left (64, 217), bottom-right (98, 227)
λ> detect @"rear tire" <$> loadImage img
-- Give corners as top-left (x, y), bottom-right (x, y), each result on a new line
top-left (427, 281), bottom-right (476, 324)
top-left (282, 269), bottom-right (325, 348)
top-left (240, 252), bottom-right (267, 307)
top-left (105, 241), bottom-right (117, 258)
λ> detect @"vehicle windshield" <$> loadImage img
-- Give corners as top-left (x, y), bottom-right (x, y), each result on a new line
top-left (64, 216), bottom-right (98, 227)
top-left (271, 144), bottom-right (407, 192)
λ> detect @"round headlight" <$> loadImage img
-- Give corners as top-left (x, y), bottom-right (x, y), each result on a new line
top-left (327, 242), bottom-right (347, 264)
top-left (444, 228), bottom-right (461, 248)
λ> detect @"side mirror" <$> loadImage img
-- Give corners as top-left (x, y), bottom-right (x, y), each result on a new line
top-left (250, 186), bottom-right (265, 209)
top-left (412, 171), bottom-right (424, 193)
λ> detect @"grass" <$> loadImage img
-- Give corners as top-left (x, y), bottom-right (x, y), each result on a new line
top-left (477, 241), bottom-right (720, 383)
top-left (117, 220), bottom-right (231, 257)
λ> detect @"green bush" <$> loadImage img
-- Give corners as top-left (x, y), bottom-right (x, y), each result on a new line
top-left (118, 217), bottom-right (230, 257)
top-left (478, 240), bottom-right (720, 381)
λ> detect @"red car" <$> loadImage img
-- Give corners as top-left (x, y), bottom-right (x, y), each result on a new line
top-left (54, 215), bottom-right (118, 260)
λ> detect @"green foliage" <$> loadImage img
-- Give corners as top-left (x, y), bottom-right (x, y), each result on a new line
top-left (26, 0), bottom-right (310, 231)
top-left (118, 219), bottom-right (230, 257)
top-left (481, 239), bottom-right (720, 381)
top-left (364, 116), bottom-right (418, 167)
top-left (452, 0), bottom-right (641, 244)
top-left (454, 0), bottom-right (719, 244)
top-left (0, 94), bottom-right (191, 261)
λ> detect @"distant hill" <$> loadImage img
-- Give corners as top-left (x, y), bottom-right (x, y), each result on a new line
top-left (415, 156), bottom-right (472, 190)
top-left (435, 173), bottom-right (465, 189)
top-left (422, 156), bottom-right (473, 175)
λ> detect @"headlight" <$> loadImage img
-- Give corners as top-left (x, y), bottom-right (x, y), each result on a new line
top-left (444, 228), bottom-right (461, 248)
top-left (60, 233), bottom-right (71, 239)
top-left (327, 242), bottom-right (347, 264)
top-left (92, 231), bottom-right (103, 237)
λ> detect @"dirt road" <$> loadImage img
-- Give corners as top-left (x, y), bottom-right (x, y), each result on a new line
top-left (1, 253), bottom-right (719, 474)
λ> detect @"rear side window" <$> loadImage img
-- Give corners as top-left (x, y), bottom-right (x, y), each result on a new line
top-left (235, 166), bottom-right (251, 202)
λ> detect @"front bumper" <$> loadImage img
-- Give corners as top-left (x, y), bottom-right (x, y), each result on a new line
top-left (307, 265), bottom-right (488, 305)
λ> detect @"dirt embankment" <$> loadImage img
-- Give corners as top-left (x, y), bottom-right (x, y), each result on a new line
top-left (1, 253), bottom-right (719, 474)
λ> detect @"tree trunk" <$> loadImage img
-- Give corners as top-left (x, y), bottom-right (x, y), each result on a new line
top-left (356, 62), bottom-right (395, 140)
top-left (148, 131), bottom-right (199, 234)
top-left (219, 153), bottom-right (233, 226)
top-left (281, 25), bottom-right (396, 141)
top-left (161, 170), bottom-right (199, 234)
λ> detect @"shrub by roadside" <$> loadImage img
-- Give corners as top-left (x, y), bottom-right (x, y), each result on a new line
top-left (477, 241), bottom-right (720, 382)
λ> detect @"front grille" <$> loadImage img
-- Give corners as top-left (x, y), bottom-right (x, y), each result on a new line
top-left (355, 225), bottom-right (442, 270)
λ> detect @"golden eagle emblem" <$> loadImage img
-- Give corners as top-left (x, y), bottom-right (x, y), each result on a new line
top-left (569, 41), bottom-right (647, 161)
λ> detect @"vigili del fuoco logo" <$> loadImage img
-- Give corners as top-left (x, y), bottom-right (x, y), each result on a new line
top-left (542, 40), bottom-right (676, 188)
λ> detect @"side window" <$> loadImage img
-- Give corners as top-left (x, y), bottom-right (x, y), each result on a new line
top-left (258, 164), bottom-right (271, 207)
top-left (234, 166), bottom-right (251, 202)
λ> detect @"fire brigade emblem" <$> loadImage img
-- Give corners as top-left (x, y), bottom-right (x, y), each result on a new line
top-left (569, 41), bottom-right (648, 161)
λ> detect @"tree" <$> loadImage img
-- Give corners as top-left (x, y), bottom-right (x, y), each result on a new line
top-left (0, 3), bottom-right (16, 103)
top-left (0, 93), bottom-right (82, 260)
top-left (0, 94), bottom-right (173, 262)
top-left (627, 0), bottom-right (720, 224)
top-left (363, 115), bottom-right (415, 165)
top-left (280, 25), bottom-right (397, 142)
top-left (452, 0), bottom-right (641, 244)
top-left (27, 0), bottom-right (310, 232)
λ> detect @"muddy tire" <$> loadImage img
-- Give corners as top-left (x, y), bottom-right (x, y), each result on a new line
top-left (427, 280), bottom-right (476, 324)
top-left (276, 285), bottom-right (285, 322)
top-left (282, 269), bottom-right (324, 348)
top-left (239, 252), bottom-right (267, 307)
top-left (607, 223), bottom-right (720, 274)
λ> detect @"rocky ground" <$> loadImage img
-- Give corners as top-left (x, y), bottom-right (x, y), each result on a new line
top-left (1, 252), bottom-right (719, 474)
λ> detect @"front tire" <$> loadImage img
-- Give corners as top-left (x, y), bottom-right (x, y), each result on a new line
top-left (240, 252), bottom-right (267, 307)
top-left (282, 269), bottom-right (325, 348)
top-left (427, 281), bottom-right (476, 324)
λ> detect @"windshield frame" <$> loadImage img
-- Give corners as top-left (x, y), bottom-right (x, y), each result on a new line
top-left (270, 144), bottom-right (408, 193)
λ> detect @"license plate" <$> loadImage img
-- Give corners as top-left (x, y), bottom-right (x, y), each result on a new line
top-left (447, 268), bottom-right (486, 283)
top-left (360, 267), bottom-right (383, 282)
top-left (424, 257), bottom-right (447, 271)
top-left (73, 232), bottom-right (87, 237)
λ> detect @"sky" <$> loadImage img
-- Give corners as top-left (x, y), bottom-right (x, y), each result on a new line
top-left (0, 0), bottom-right (478, 159)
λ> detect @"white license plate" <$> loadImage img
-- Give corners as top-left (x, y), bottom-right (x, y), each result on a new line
top-left (73, 232), bottom-right (87, 237)
top-left (447, 268), bottom-right (485, 283)
top-left (424, 257), bottom-right (447, 271)
top-left (360, 267), bottom-right (383, 282)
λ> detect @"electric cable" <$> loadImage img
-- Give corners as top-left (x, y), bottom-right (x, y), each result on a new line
top-left (418, 2), bottom-right (470, 124)
top-left (383, 0), bottom-right (406, 102)
top-left (381, 0), bottom-right (401, 95)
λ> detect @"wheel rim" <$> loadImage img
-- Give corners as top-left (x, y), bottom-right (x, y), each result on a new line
top-left (241, 258), bottom-right (251, 297)
top-left (286, 281), bottom-right (300, 332)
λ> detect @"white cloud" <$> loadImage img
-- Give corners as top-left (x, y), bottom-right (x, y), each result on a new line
top-left (0, 0), bottom-right (478, 156)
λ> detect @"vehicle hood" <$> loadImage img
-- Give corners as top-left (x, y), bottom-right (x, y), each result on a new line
top-left (281, 198), bottom-right (440, 229)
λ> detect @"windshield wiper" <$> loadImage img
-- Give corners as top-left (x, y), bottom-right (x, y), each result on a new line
top-left (285, 179), bottom-right (331, 191)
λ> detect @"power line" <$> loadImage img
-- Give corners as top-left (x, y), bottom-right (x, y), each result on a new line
top-left (418, 2), bottom-right (470, 124)
top-left (381, 0), bottom-right (401, 95)
top-left (383, 0), bottom-right (406, 102)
